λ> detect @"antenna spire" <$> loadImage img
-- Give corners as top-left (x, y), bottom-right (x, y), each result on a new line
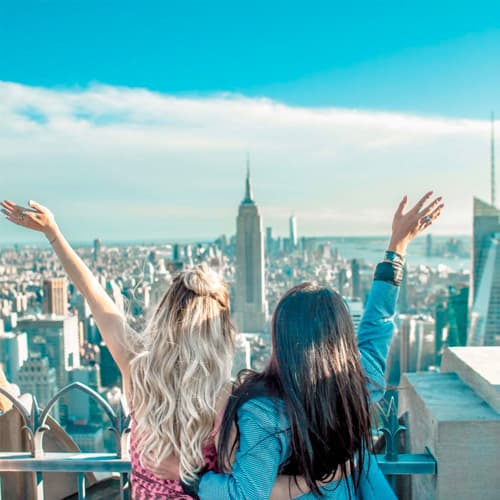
top-left (244, 153), bottom-right (254, 202)
top-left (491, 112), bottom-right (496, 207)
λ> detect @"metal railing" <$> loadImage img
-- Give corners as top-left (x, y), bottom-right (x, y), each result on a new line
top-left (0, 382), bottom-right (130, 500)
top-left (0, 383), bottom-right (437, 499)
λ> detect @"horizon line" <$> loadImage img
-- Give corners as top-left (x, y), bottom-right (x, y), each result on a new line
top-left (0, 233), bottom-right (472, 248)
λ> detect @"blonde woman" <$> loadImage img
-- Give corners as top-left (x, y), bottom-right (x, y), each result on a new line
top-left (1, 199), bottom-right (236, 498)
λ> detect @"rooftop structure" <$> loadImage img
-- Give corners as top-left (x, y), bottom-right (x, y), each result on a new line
top-left (400, 346), bottom-right (500, 500)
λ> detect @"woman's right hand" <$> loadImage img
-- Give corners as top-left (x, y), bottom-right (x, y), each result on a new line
top-left (1, 200), bottom-right (60, 241)
top-left (388, 191), bottom-right (444, 256)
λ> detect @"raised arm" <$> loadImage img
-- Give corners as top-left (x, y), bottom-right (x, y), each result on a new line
top-left (272, 192), bottom-right (445, 499)
top-left (358, 192), bottom-right (444, 402)
top-left (1, 200), bottom-right (133, 377)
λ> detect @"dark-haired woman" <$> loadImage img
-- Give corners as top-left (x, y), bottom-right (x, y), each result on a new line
top-left (184, 192), bottom-right (443, 499)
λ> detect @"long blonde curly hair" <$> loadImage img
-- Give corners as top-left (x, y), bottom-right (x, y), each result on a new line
top-left (128, 263), bottom-right (234, 481)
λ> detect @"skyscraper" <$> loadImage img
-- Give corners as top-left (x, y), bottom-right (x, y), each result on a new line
top-left (490, 112), bottom-right (496, 207)
top-left (0, 332), bottom-right (28, 382)
top-left (472, 199), bottom-right (500, 303)
top-left (344, 298), bottom-right (363, 331)
top-left (399, 264), bottom-right (409, 313)
top-left (434, 286), bottom-right (469, 363)
top-left (468, 228), bottom-right (500, 346)
top-left (17, 315), bottom-right (80, 388)
top-left (351, 259), bottom-right (361, 299)
top-left (235, 166), bottom-right (268, 333)
top-left (17, 356), bottom-right (59, 419)
top-left (93, 238), bottom-right (102, 265)
top-left (468, 116), bottom-right (500, 345)
top-left (43, 278), bottom-right (68, 316)
top-left (447, 285), bottom-right (469, 347)
top-left (289, 215), bottom-right (298, 249)
top-left (265, 226), bottom-right (273, 257)
top-left (68, 364), bottom-right (102, 424)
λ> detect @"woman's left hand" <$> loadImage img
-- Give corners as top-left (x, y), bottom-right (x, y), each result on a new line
top-left (1, 200), bottom-right (59, 240)
top-left (389, 191), bottom-right (444, 255)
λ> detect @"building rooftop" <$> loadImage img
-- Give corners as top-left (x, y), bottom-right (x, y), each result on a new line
top-left (442, 346), bottom-right (500, 412)
top-left (404, 371), bottom-right (500, 422)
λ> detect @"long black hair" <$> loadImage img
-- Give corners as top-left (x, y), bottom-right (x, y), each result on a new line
top-left (218, 283), bottom-right (373, 497)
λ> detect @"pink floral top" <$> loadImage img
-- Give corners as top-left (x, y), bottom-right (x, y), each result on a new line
top-left (130, 417), bottom-right (219, 500)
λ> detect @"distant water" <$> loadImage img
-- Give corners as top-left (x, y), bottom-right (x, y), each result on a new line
top-left (313, 236), bottom-right (470, 272)
top-left (1, 235), bottom-right (471, 272)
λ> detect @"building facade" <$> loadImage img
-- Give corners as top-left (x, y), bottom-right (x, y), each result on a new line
top-left (43, 278), bottom-right (68, 316)
top-left (17, 315), bottom-right (80, 388)
top-left (469, 198), bottom-right (500, 346)
top-left (234, 168), bottom-right (268, 333)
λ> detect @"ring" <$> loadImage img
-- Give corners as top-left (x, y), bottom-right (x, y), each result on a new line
top-left (19, 210), bottom-right (26, 220)
top-left (422, 216), bottom-right (432, 224)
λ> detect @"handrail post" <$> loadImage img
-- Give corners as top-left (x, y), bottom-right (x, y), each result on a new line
top-left (77, 472), bottom-right (86, 499)
top-left (35, 471), bottom-right (44, 500)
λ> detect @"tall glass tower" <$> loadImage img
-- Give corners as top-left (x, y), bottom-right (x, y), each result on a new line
top-left (471, 198), bottom-right (500, 303)
top-left (469, 198), bottom-right (500, 346)
top-left (235, 166), bottom-right (268, 333)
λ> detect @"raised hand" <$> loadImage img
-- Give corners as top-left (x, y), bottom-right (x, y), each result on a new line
top-left (1, 200), bottom-right (59, 241)
top-left (3, 197), bottom-right (133, 375)
top-left (388, 191), bottom-right (444, 255)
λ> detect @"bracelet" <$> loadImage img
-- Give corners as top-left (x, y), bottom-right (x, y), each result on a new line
top-left (48, 235), bottom-right (58, 245)
top-left (384, 250), bottom-right (405, 267)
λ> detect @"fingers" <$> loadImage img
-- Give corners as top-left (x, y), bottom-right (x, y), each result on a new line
top-left (395, 195), bottom-right (408, 217)
top-left (426, 203), bottom-right (444, 223)
top-left (419, 196), bottom-right (443, 218)
top-left (1, 206), bottom-right (18, 219)
top-left (1, 205), bottom-right (26, 219)
top-left (419, 202), bottom-right (444, 231)
top-left (2, 202), bottom-right (43, 230)
top-left (2, 200), bottom-right (43, 214)
top-left (1, 200), bottom-right (17, 209)
top-left (28, 200), bottom-right (46, 213)
top-left (410, 191), bottom-right (434, 214)
top-left (1, 200), bottom-right (21, 215)
top-left (4, 213), bottom-right (39, 231)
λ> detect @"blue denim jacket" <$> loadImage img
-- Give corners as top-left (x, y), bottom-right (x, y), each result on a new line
top-left (199, 279), bottom-right (399, 500)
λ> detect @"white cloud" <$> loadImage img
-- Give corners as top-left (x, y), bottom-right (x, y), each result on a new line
top-left (0, 81), bottom-right (494, 242)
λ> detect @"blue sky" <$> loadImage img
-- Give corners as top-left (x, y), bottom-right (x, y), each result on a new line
top-left (1, 1), bottom-right (499, 242)
top-left (2, 1), bottom-right (500, 116)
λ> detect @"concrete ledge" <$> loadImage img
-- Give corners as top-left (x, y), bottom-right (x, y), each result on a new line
top-left (400, 370), bottom-right (500, 500)
top-left (441, 346), bottom-right (500, 412)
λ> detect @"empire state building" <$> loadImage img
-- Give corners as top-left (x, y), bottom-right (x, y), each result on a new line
top-left (235, 167), bottom-right (268, 333)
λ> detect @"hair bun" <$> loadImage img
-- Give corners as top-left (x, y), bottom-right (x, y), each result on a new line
top-left (183, 263), bottom-right (224, 297)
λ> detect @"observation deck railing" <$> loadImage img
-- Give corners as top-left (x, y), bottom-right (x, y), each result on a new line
top-left (0, 383), bottom-right (436, 500)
